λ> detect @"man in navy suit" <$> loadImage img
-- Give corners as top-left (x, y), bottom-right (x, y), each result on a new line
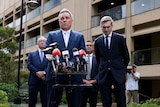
top-left (94, 16), bottom-right (130, 107)
top-left (80, 40), bottom-right (99, 107)
top-left (27, 36), bottom-right (48, 107)
top-left (46, 8), bottom-right (86, 107)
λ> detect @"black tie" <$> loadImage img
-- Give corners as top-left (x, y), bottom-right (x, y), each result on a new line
top-left (106, 36), bottom-right (108, 50)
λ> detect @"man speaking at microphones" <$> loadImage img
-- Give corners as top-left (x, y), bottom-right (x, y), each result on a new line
top-left (45, 8), bottom-right (86, 107)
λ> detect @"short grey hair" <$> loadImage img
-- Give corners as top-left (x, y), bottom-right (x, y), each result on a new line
top-left (58, 8), bottom-right (73, 20)
top-left (100, 16), bottom-right (114, 25)
top-left (37, 36), bottom-right (46, 42)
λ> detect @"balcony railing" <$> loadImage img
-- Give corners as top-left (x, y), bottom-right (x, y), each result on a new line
top-left (27, 6), bottom-right (41, 21)
top-left (91, 4), bottom-right (126, 28)
top-left (43, 0), bottom-right (61, 12)
top-left (133, 47), bottom-right (160, 66)
top-left (26, 35), bottom-right (40, 48)
top-left (132, 0), bottom-right (160, 15)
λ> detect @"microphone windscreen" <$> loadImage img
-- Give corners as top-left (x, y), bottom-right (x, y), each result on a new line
top-left (78, 49), bottom-right (86, 58)
top-left (52, 48), bottom-right (61, 57)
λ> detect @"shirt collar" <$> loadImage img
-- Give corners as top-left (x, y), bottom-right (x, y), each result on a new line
top-left (103, 32), bottom-right (112, 38)
top-left (62, 29), bottom-right (71, 35)
top-left (38, 48), bottom-right (45, 52)
top-left (87, 53), bottom-right (93, 57)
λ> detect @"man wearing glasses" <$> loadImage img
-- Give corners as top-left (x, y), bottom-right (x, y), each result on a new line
top-left (94, 16), bottom-right (130, 107)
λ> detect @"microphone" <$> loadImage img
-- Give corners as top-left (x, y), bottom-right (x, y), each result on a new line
top-left (43, 47), bottom-right (54, 61)
top-left (72, 48), bottom-right (80, 64)
top-left (49, 42), bottom-right (58, 49)
top-left (62, 48), bottom-right (71, 69)
top-left (52, 48), bottom-right (61, 65)
top-left (43, 47), bottom-right (53, 55)
top-left (79, 49), bottom-right (87, 72)
top-left (78, 49), bottom-right (87, 62)
top-left (42, 47), bottom-right (56, 72)
top-left (72, 48), bottom-right (80, 71)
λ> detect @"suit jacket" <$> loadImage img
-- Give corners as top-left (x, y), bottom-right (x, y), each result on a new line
top-left (27, 50), bottom-right (49, 85)
top-left (46, 29), bottom-right (86, 84)
top-left (90, 55), bottom-right (98, 81)
top-left (94, 32), bottom-right (130, 85)
top-left (89, 55), bottom-right (99, 91)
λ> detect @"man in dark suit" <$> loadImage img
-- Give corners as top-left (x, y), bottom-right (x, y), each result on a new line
top-left (46, 8), bottom-right (86, 107)
top-left (94, 16), bottom-right (130, 107)
top-left (80, 40), bottom-right (99, 107)
top-left (27, 36), bottom-right (48, 107)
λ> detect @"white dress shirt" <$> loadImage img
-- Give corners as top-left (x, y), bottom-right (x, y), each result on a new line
top-left (62, 29), bottom-right (71, 47)
top-left (86, 53), bottom-right (93, 80)
top-left (103, 32), bottom-right (112, 49)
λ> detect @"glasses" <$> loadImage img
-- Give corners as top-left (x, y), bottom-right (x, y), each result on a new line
top-left (86, 45), bottom-right (92, 47)
top-left (102, 26), bottom-right (112, 29)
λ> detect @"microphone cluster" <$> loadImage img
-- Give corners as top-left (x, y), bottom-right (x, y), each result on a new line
top-left (42, 42), bottom-right (87, 73)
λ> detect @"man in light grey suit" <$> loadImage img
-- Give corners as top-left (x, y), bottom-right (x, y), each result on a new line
top-left (46, 8), bottom-right (86, 107)
top-left (94, 16), bottom-right (130, 107)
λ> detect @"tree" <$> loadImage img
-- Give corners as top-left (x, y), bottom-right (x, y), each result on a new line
top-left (0, 19), bottom-right (18, 83)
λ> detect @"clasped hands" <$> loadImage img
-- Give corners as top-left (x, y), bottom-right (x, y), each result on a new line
top-left (36, 71), bottom-right (46, 80)
top-left (82, 79), bottom-right (97, 85)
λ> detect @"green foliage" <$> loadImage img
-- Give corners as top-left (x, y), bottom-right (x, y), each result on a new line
top-left (4, 42), bottom-right (18, 54)
top-left (0, 83), bottom-right (18, 102)
top-left (60, 91), bottom-right (67, 104)
top-left (0, 90), bottom-right (8, 103)
top-left (0, 90), bottom-right (9, 107)
top-left (18, 70), bottom-right (29, 103)
top-left (127, 97), bottom-right (160, 107)
top-left (0, 26), bottom-right (15, 39)
top-left (0, 25), bottom-right (18, 84)
top-left (20, 70), bottom-right (29, 84)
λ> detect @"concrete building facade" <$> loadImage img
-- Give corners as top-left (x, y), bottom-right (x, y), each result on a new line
top-left (0, 0), bottom-right (160, 102)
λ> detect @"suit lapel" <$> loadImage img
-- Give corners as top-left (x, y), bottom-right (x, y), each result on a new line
top-left (110, 33), bottom-right (115, 51)
top-left (100, 35), bottom-right (108, 55)
top-left (91, 55), bottom-right (95, 77)
top-left (36, 50), bottom-right (41, 62)
top-left (67, 30), bottom-right (73, 49)
top-left (58, 30), bottom-right (66, 48)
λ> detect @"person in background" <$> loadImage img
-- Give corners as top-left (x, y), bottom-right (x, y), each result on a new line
top-left (126, 64), bottom-right (140, 104)
top-left (80, 40), bottom-right (99, 107)
top-left (27, 36), bottom-right (48, 107)
top-left (45, 8), bottom-right (86, 107)
top-left (94, 16), bottom-right (130, 107)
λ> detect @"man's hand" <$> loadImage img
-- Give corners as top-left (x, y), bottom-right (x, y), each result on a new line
top-left (36, 71), bottom-right (46, 80)
top-left (82, 79), bottom-right (97, 85)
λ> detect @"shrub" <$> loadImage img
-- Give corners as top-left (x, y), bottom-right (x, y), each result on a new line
top-left (0, 83), bottom-right (18, 102)
top-left (0, 90), bottom-right (9, 107)
top-left (127, 97), bottom-right (160, 107)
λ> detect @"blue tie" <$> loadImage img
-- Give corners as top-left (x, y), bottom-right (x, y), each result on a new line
top-left (40, 51), bottom-right (44, 62)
